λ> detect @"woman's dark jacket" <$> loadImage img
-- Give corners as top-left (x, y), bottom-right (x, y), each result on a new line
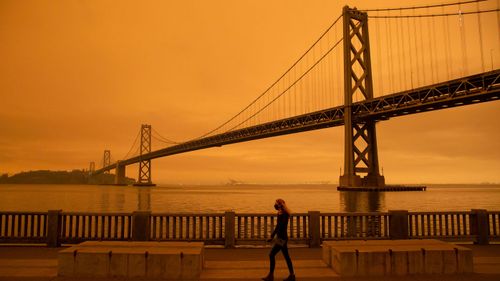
top-left (271, 212), bottom-right (289, 240)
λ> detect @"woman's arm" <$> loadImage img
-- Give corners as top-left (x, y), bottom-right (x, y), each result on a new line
top-left (271, 224), bottom-right (278, 238)
top-left (269, 215), bottom-right (280, 240)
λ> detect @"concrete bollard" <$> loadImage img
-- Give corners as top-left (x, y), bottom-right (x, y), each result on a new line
top-left (470, 209), bottom-right (489, 245)
top-left (224, 211), bottom-right (235, 248)
top-left (388, 210), bottom-right (409, 239)
top-left (47, 209), bottom-right (62, 247)
top-left (132, 211), bottom-right (151, 241)
top-left (308, 211), bottom-right (321, 248)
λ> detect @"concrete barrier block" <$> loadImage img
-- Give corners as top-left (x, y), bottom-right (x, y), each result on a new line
top-left (357, 250), bottom-right (389, 276)
top-left (407, 250), bottom-right (424, 274)
top-left (128, 252), bottom-right (146, 278)
top-left (164, 253), bottom-right (182, 279)
top-left (423, 249), bottom-right (443, 274)
top-left (331, 249), bottom-right (340, 272)
top-left (332, 249), bottom-right (357, 276)
top-left (201, 245), bottom-right (206, 268)
top-left (390, 250), bottom-right (408, 275)
top-left (146, 252), bottom-right (166, 278)
top-left (457, 248), bottom-right (473, 273)
top-left (442, 249), bottom-right (457, 274)
top-left (57, 250), bottom-right (75, 276)
top-left (324, 240), bottom-right (472, 276)
top-left (58, 241), bottom-right (205, 279)
top-left (109, 252), bottom-right (128, 277)
top-left (75, 250), bottom-right (109, 277)
top-left (322, 244), bottom-right (332, 266)
top-left (181, 250), bottom-right (203, 280)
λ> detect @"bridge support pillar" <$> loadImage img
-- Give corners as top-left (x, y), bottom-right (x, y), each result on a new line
top-left (89, 161), bottom-right (95, 175)
top-left (339, 6), bottom-right (385, 188)
top-left (115, 161), bottom-right (127, 185)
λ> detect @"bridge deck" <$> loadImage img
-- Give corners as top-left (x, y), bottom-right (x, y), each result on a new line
top-left (95, 69), bottom-right (500, 174)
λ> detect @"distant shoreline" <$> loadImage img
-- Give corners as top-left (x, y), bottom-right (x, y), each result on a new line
top-left (0, 170), bottom-right (135, 185)
top-left (1, 170), bottom-right (498, 186)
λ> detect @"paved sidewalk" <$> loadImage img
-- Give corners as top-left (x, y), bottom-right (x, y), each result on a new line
top-left (0, 244), bottom-right (499, 281)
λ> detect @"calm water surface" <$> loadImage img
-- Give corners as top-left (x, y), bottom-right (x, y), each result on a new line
top-left (0, 184), bottom-right (499, 213)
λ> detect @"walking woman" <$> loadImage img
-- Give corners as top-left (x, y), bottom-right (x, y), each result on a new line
top-left (262, 198), bottom-right (295, 281)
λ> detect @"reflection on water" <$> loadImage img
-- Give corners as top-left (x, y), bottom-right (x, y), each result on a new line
top-left (339, 191), bottom-right (386, 237)
top-left (100, 191), bottom-right (109, 212)
top-left (0, 184), bottom-right (499, 213)
top-left (138, 188), bottom-right (151, 211)
top-left (339, 191), bottom-right (385, 212)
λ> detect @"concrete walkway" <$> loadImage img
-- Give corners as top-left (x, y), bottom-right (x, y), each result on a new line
top-left (0, 244), bottom-right (499, 281)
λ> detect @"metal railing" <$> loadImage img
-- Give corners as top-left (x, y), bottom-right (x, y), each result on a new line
top-left (150, 213), bottom-right (225, 245)
top-left (0, 209), bottom-right (497, 246)
top-left (408, 211), bottom-right (472, 240)
top-left (0, 211), bottom-right (47, 243)
top-left (235, 213), bottom-right (310, 244)
top-left (320, 212), bottom-right (389, 239)
top-left (489, 211), bottom-right (500, 241)
top-left (59, 212), bottom-right (132, 243)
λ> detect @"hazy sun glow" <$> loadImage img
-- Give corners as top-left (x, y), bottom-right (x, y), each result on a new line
top-left (1, 0), bottom-right (499, 184)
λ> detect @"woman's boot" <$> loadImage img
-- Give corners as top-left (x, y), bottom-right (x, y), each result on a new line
top-left (283, 273), bottom-right (295, 281)
top-left (261, 272), bottom-right (274, 281)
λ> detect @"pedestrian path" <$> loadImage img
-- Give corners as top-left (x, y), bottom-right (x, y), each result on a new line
top-left (0, 258), bottom-right (56, 278)
top-left (201, 259), bottom-right (337, 280)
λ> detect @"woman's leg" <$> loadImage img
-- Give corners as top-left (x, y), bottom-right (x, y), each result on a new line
top-left (268, 244), bottom-right (281, 274)
top-left (280, 242), bottom-right (295, 275)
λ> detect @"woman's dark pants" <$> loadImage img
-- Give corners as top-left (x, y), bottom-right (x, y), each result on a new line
top-left (268, 241), bottom-right (294, 275)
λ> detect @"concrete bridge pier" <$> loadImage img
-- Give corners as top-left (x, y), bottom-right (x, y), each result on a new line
top-left (114, 161), bottom-right (127, 186)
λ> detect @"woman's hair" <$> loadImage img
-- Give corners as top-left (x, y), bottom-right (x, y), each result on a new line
top-left (276, 198), bottom-right (292, 214)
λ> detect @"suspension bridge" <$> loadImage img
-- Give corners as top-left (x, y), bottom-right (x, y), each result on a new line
top-left (88, 1), bottom-right (500, 188)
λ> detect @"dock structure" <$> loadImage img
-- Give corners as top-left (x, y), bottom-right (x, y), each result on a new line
top-left (337, 185), bottom-right (426, 191)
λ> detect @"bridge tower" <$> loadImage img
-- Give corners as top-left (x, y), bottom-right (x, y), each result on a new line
top-left (135, 124), bottom-right (155, 186)
top-left (339, 6), bottom-right (385, 188)
top-left (102, 150), bottom-right (111, 174)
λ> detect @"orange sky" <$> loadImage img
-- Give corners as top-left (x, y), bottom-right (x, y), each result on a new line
top-left (1, 0), bottom-right (499, 184)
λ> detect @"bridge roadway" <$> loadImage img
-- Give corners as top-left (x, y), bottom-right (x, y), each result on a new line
top-left (95, 69), bottom-right (500, 174)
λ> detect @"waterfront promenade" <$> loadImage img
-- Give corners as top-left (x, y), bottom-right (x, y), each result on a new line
top-left (0, 244), bottom-right (499, 281)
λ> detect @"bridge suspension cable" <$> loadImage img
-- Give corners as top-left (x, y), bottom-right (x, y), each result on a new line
top-left (194, 13), bottom-right (344, 140)
top-left (121, 130), bottom-right (141, 160)
top-left (226, 37), bottom-right (344, 132)
top-left (367, 8), bottom-right (499, 18)
top-left (368, 0), bottom-right (499, 96)
top-left (151, 128), bottom-right (179, 145)
top-left (361, 0), bottom-right (486, 12)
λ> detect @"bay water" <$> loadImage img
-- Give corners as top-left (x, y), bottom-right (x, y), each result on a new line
top-left (0, 184), bottom-right (499, 213)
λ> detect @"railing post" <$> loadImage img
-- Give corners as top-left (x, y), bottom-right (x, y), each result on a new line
top-left (470, 209), bottom-right (489, 245)
top-left (308, 211), bottom-right (320, 248)
top-left (224, 211), bottom-right (235, 248)
top-left (132, 211), bottom-right (151, 241)
top-left (389, 210), bottom-right (409, 239)
top-left (46, 210), bottom-right (62, 247)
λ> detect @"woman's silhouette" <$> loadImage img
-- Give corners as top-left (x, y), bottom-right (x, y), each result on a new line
top-left (262, 198), bottom-right (295, 281)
